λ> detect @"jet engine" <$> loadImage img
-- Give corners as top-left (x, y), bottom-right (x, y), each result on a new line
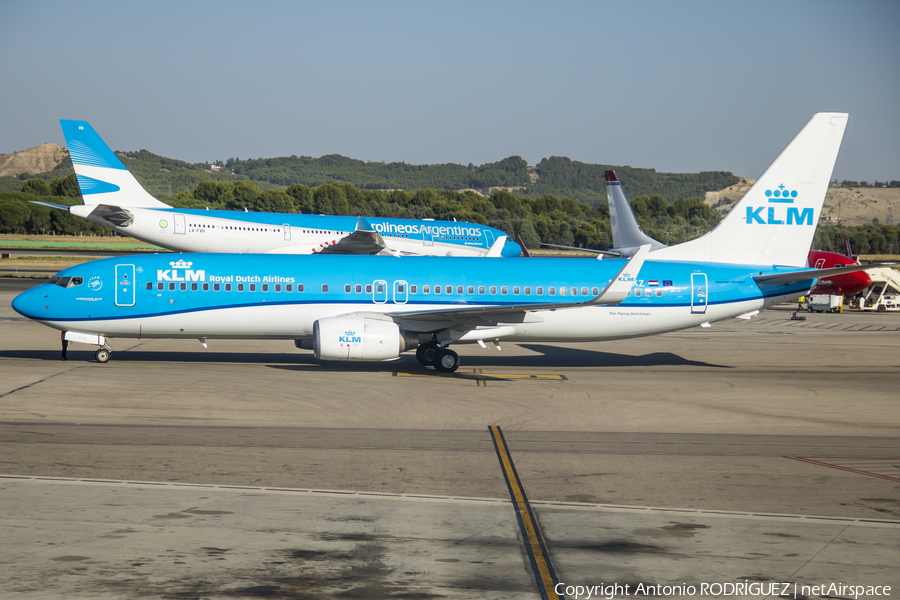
top-left (313, 316), bottom-right (416, 361)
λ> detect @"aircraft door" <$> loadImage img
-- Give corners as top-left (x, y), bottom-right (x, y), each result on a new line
top-left (174, 213), bottom-right (186, 235)
top-left (393, 280), bottom-right (408, 304)
top-left (372, 280), bottom-right (387, 304)
top-left (484, 230), bottom-right (495, 247)
top-left (422, 226), bottom-right (433, 246)
top-left (815, 258), bottom-right (826, 268)
top-left (283, 224), bottom-right (291, 241)
top-left (691, 273), bottom-right (708, 314)
top-left (115, 264), bottom-right (136, 307)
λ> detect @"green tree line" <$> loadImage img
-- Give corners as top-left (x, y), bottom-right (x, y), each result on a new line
top-left (4, 175), bottom-right (896, 256)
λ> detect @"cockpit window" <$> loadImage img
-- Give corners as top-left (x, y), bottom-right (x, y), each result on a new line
top-left (49, 276), bottom-right (83, 288)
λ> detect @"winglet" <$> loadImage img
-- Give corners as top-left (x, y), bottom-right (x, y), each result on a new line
top-left (485, 235), bottom-right (508, 257)
top-left (588, 244), bottom-right (650, 305)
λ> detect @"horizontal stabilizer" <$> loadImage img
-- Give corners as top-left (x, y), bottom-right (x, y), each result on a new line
top-left (754, 264), bottom-right (890, 287)
top-left (29, 201), bottom-right (72, 211)
top-left (540, 243), bottom-right (622, 257)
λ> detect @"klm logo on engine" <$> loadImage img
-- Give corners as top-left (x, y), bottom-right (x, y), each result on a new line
top-left (157, 259), bottom-right (206, 282)
top-left (340, 330), bottom-right (362, 343)
top-left (745, 184), bottom-right (813, 226)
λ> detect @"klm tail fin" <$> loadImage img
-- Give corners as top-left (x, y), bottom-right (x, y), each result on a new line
top-left (60, 120), bottom-right (169, 208)
top-left (605, 170), bottom-right (669, 255)
top-left (652, 113), bottom-right (848, 267)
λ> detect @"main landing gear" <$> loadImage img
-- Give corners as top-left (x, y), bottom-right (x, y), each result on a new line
top-left (415, 342), bottom-right (460, 373)
top-left (95, 348), bottom-right (111, 363)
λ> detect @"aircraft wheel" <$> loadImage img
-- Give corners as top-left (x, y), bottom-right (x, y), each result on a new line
top-left (95, 348), bottom-right (110, 363)
top-left (434, 348), bottom-right (460, 373)
top-left (416, 343), bottom-right (439, 366)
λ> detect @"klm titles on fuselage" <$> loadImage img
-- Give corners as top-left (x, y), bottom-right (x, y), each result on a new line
top-left (155, 260), bottom-right (295, 284)
top-left (745, 185), bottom-right (813, 226)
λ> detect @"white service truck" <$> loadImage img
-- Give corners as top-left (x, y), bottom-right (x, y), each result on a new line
top-left (807, 294), bottom-right (843, 313)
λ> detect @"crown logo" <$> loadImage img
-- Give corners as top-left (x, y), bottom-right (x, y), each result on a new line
top-left (345, 330), bottom-right (356, 336)
top-left (170, 260), bottom-right (193, 268)
top-left (765, 184), bottom-right (797, 203)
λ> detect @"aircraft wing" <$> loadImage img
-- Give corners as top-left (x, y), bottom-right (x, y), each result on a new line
top-left (753, 264), bottom-right (891, 287)
top-left (540, 242), bottom-right (622, 257)
top-left (387, 245), bottom-right (650, 327)
top-left (315, 217), bottom-right (390, 255)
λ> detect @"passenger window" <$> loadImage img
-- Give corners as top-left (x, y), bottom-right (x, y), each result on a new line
top-left (169, 282), bottom-right (176, 291)
top-left (158, 282), bottom-right (164, 291)
top-left (180, 283), bottom-right (186, 291)
top-left (238, 283), bottom-right (245, 292)
top-left (434, 285), bottom-right (441, 295)
top-left (571, 287), bottom-right (578, 296)
top-left (525, 286), bottom-right (531, 295)
top-left (468, 286), bottom-right (474, 294)
top-left (634, 288), bottom-right (642, 296)
top-left (560, 287), bottom-right (567, 296)
top-left (457, 286), bottom-right (463, 294)
top-left (203, 283), bottom-right (209, 291)
top-left (423, 285), bottom-right (430, 294)
top-left (646, 289), bottom-right (653, 297)
top-left (656, 289), bottom-right (663, 297)
top-left (262, 284), bottom-right (269, 292)
top-left (537, 287), bottom-right (543, 295)
top-left (275, 284), bottom-right (281, 292)
top-left (225, 283), bottom-right (232, 291)
top-left (592, 287), bottom-right (599, 295)
top-left (410, 285), bottom-right (417, 294)
top-left (355, 284), bottom-right (362, 293)
top-left (214, 283), bottom-right (220, 292)
top-left (191, 283), bottom-right (198, 291)
top-left (344, 284), bottom-right (351, 293)
top-left (286, 284), bottom-right (292, 292)
top-left (250, 284), bottom-right (256, 292)
top-left (146, 282), bottom-right (152, 290)
top-left (446, 285), bottom-right (452, 294)
top-left (490, 286), bottom-right (497, 295)
top-left (513, 286), bottom-right (520, 295)
top-left (501, 286), bottom-right (508, 295)
top-left (321, 284), bottom-right (328, 293)
top-left (298, 284), bottom-right (305, 292)
top-left (398, 285), bottom-right (405, 293)
top-left (376, 284), bottom-right (384, 293)
top-left (365, 284), bottom-right (372, 293)
top-left (581, 287), bottom-right (588, 296)
top-left (479, 286), bottom-right (485, 294)
top-left (549, 287), bottom-right (556, 296)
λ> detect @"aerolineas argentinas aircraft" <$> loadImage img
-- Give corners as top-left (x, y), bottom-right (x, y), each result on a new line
top-left (35, 120), bottom-right (522, 257)
top-left (14, 113), bottom-right (867, 372)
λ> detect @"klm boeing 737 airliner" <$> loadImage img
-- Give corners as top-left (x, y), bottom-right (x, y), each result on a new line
top-left (14, 113), bottom-right (869, 372)
top-left (35, 120), bottom-right (521, 257)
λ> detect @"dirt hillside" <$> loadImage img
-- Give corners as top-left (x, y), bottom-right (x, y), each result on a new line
top-left (705, 179), bottom-right (900, 227)
top-left (0, 143), bottom-right (67, 177)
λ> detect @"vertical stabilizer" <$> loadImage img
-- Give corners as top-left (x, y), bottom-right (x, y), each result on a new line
top-left (652, 113), bottom-right (848, 267)
top-left (60, 120), bottom-right (169, 208)
top-left (605, 170), bottom-right (668, 255)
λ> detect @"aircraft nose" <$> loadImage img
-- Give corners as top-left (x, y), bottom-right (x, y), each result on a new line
top-left (11, 286), bottom-right (47, 319)
top-left (502, 239), bottom-right (524, 257)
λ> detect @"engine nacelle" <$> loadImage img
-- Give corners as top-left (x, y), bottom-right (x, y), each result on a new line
top-left (314, 316), bottom-right (413, 361)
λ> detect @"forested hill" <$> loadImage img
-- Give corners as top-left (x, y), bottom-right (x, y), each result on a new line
top-left (0, 149), bottom-right (739, 205)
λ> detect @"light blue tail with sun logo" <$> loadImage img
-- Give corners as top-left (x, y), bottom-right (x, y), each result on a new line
top-left (651, 113), bottom-right (848, 267)
top-left (60, 120), bottom-right (169, 208)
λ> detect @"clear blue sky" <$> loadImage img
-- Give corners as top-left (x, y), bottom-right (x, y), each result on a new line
top-left (2, 0), bottom-right (897, 182)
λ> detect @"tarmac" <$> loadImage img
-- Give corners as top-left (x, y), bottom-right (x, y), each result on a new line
top-left (1, 291), bottom-right (898, 599)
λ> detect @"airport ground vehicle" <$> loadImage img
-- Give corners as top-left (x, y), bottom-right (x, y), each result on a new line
top-left (807, 294), bottom-right (842, 313)
top-left (858, 268), bottom-right (900, 312)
